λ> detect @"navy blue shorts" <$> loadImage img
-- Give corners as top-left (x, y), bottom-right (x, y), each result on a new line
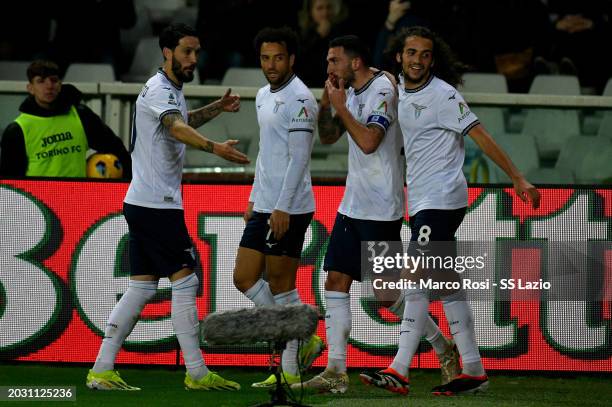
top-left (239, 211), bottom-right (313, 258)
top-left (324, 213), bottom-right (403, 281)
top-left (408, 207), bottom-right (466, 245)
top-left (123, 202), bottom-right (196, 278)
top-left (407, 208), bottom-right (467, 293)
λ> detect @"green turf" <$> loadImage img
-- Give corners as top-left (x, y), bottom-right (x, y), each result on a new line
top-left (0, 364), bottom-right (610, 406)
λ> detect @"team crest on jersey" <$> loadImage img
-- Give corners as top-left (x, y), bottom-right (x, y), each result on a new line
top-left (458, 102), bottom-right (471, 122)
top-left (274, 98), bottom-right (285, 113)
top-left (411, 103), bottom-right (427, 119)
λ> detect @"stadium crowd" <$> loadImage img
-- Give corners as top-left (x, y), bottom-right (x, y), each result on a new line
top-left (1, 0), bottom-right (611, 94)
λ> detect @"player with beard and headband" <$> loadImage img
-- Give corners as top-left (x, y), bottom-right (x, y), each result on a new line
top-left (86, 23), bottom-right (249, 391)
top-left (360, 26), bottom-right (540, 396)
top-left (233, 26), bottom-right (325, 390)
top-left (292, 35), bottom-right (458, 395)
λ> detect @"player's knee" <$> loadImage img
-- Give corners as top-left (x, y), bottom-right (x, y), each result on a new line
top-left (233, 272), bottom-right (257, 293)
top-left (267, 279), bottom-right (294, 296)
top-left (325, 272), bottom-right (352, 293)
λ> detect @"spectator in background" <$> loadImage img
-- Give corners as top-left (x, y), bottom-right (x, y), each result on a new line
top-left (476, 0), bottom-right (550, 92)
top-left (373, 0), bottom-right (432, 69)
top-left (373, 0), bottom-right (491, 74)
top-left (197, 0), bottom-right (301, 82)
top-left (49, 0), bottom-right (136, 77)
top-left (534, 0), bottom-right (611, 93)
top-left (343, 0), bottom-right (388, 52)
top-left (297, 0), bottom-right (350, 87)
top-left (0, 60), bottom-right (131, 178)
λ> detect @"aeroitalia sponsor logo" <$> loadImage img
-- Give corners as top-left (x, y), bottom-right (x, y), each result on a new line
top-left (377, 100), bottom-right (388, 113)
top-left (458, 102), bottom-right (471, 122)
top-left (292, 107), bottom-right (312, 123)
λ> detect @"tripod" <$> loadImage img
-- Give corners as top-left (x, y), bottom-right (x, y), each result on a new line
top-left (252, 341), bottom-right (310, 407)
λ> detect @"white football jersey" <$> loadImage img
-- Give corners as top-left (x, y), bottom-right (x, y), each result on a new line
top-left (337, 71), bottom-right (405, 221)
top-left (398, 75), bottom-right (480, 216)
top-left (250, 74), bottom-right (317, 214)
top-left (124, 70), bottom-right (188, 209)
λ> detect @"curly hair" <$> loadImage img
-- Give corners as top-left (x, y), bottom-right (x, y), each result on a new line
top-left (253, 26), bottom-right (299, 59)
top-left (386, 26), bottom-right (468, 88)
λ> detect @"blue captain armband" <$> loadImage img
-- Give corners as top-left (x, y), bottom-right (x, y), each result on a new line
top-left (367, 114), bottom-right (390, 131)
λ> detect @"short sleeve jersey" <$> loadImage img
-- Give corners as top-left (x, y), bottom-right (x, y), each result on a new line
top-left (398, 75), bottom-right (480, 216)
top-left (251, 74), bottom-right (317, 214)
top-left (124, 70), bottom-right (188, 209)
top-left (338, 71), bottom-right (405, 221)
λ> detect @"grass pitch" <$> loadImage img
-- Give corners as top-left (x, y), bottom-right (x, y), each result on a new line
top-left (0, 364), bottom-right (610, 406)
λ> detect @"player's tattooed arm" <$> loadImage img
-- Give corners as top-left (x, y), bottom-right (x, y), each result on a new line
top-left (162, 111), bottom-right (214, 152)
top-left (188, 88), bottom-right (240, 128)
top-left (318, 104), bottom-right (345, 144)
top-left (199, 138), bottom-right (215, 153)
top-left (187, 103), bottom-right (222, 128)
top-left (161, 112), bottom-right (185, 130)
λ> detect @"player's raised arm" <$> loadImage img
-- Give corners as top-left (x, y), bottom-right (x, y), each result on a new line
top-left (187, 88), bottom-right (240, 128)
top-left (162, 112), bottom-right (249, 164)
top-left (468, 124), bottom-right (540, 209)
top-left (326, 78), bottom-right (384, 154)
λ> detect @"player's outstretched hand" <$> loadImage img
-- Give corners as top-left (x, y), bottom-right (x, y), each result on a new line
top-left (219, 88), bottom-right (240, 113)
top-left (514, 177), bottom-right (540, 209)
top-left (214, 140), bottom-right (250, 164)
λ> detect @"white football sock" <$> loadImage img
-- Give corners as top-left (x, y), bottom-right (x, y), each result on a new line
top-left (324, 290), bottom-right (351, 374)
top-left (172, 273), bottom-right (209, 381)
top-left (244, 278), bottom-right (275, 306)
top-left (442, 295), bottom-right (485, 377)
top-left (388, 295), bottom-right (447, 354)
top-left (389, 291), bottom-right (429, 377)
top-left (424, 321), bottom-right (449, 355)
top-left (274, 289), bottom-right (301, 376)
top-left (93, 279), bottom-right (158, 373)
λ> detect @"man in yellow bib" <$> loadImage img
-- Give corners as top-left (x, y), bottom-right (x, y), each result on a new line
top-left (0, 60), bottom-right (130, 178)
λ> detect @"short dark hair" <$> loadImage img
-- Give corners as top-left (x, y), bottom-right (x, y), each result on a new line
top-left (253, 26), bottom-right (299, 58)
top-left (158, 23), bottom-right (198, 52)
top-left (329, 35), bottom-right (371, 67)
top-left (387, 26), bottom-right (468, 88)
top-left (27, 60), bottom-right (60, 82)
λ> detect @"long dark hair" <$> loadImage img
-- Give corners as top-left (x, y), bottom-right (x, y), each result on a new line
top-left (387, 26), bottom-right (467, 88)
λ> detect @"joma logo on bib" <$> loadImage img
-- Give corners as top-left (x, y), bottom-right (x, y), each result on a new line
top-left (41, 131), bottom-right (73, 148)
